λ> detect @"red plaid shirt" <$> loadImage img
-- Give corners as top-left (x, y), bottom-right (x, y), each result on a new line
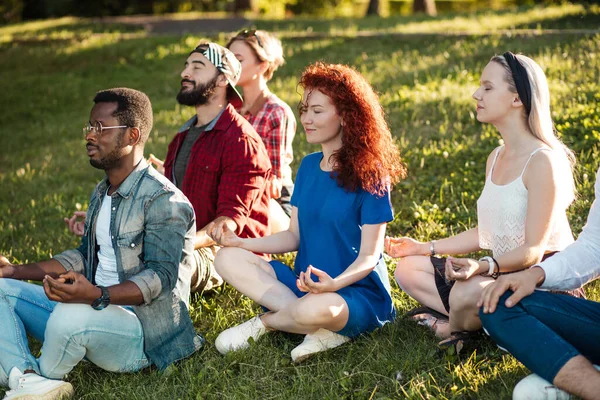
top-left (164, 104), bottom-right (271, 240)
top-left (241, 92), bottom-right (296, 186)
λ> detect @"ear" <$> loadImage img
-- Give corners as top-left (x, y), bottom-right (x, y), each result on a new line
top-left (257, 61), bottom-right (269, 76)
top-left (216, 74), bottom-right (229, 88)
top-left (512, 96), bottom-right (523, 108)
top-left (128, 127), bottom-right (141, 146)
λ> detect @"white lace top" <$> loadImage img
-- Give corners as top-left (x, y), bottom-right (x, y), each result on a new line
top-left (477, 146), bottom-right (574, 258)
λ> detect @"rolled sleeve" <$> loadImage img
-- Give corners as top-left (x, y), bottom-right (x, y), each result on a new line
top-left (53, 249), bottom-right (86, 274)
top-left (216, 135), bottom-right (271, 234)
top-left (128, 269), bottom-right (163, 305)
top-left (127, 189), bottom-right (195, 304)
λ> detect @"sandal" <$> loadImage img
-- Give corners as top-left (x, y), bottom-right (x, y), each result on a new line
top-left (406, 306), bottom-right (449, 336)
top-left (405, 306), bottom-right (449, 322)
top-left (438, 330), bottom-right (475, 354)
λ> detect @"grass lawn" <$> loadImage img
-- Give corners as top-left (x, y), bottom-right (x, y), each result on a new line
top-left (1, 3), bottom-right (600, 399)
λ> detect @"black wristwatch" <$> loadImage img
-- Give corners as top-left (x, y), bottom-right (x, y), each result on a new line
top-left (91, 286), bottom-right (110, 310)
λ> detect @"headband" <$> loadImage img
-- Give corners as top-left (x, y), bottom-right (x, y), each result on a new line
top-left (503, 52), bottom-right (532, 115)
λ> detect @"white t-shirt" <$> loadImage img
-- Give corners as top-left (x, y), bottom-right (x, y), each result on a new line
top-left (95, 193), bottom-right (120, 287)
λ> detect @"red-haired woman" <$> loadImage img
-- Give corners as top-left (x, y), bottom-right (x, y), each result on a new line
top-left (208, 62), bottom-right (406, 362)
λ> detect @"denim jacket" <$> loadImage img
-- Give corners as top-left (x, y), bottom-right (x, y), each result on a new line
top-left (54, 160), bottom-right (203, 370)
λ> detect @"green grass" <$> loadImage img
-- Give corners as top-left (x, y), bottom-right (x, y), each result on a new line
top-left (1, 4), bottom-right (600, 399)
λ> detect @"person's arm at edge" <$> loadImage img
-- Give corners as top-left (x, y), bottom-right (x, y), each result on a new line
top-left (538, 169), bottom-right (600, 290)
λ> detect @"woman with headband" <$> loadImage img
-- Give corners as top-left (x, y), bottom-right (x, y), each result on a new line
top-left (387, 52), bottom-right (583, 349)
top-left (227, 30), bottom-right (296, 233)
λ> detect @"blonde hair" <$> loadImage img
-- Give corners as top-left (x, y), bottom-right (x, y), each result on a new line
top-left (491, 54), bottom-right (576, 203)
top-left (226, 30), bottom-right (285, 81)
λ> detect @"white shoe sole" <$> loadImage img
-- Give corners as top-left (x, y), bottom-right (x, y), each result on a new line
top-left (291, 329), bottom-right (350, 363)
top-left (5, 383), bottom-right (73, 400)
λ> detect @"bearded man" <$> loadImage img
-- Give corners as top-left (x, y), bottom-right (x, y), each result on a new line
top-left (150, 42), bottom-right (272, 293)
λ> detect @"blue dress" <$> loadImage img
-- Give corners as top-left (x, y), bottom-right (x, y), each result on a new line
top-left (270, 152), bottom-right (396, 337)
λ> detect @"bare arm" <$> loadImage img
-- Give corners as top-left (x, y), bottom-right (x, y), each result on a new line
top-left (209, 206), bottom-right (300, 254)
top-left (494, 151), bottom-right (565, 273)
top-left (385, 227), bottom-right (481, 258)
top-left (0, 257), bottom-right (67, 281)
top-left (194, 216), bottom-right (238, 250)
top-left (385, 150), bottom-right (500, 259)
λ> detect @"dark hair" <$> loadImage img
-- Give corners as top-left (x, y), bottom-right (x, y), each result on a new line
top-left (93, 88), bottom-right (153, 145)
top-left (298, 62), bottom-right (406, 196)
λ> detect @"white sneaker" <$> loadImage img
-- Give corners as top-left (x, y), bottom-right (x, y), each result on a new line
top-left (512, 374), bottom-right (570, 400)
top-left (291, 329), bottom-right (350, 363)
top-left (215, 316), bottom-right (267, 354)
top-left (3, 368), bottom-right (73, 400)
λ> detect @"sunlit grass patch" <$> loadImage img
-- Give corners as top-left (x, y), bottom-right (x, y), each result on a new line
top-left (1, 7), bottom-right (600, 399)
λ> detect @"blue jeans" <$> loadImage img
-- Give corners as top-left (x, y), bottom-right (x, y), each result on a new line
top-left (0, 279), bottom-right (149, 387)
top-left (479, 290), bottom-right (600, 383)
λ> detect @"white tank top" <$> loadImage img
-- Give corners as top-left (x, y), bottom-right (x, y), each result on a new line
top-left (477, 146), bottom-right (574, 258)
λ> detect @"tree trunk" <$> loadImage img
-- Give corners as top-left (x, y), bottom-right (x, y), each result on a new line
top-left (366, 0), bottom-right (380, 16)
top-left (233, 0), bottom-right (257, 14)
top-left (413, 0), bottom-right (437, 16)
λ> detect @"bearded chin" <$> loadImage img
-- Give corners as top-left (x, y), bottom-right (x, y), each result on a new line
top-left (176, 87), bottom-right (211, 106)
top-left (176, 75), bottom-right (219, 106)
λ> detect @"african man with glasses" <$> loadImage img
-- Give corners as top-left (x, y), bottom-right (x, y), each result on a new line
top-left (0, 88), bottom-right (202, 400)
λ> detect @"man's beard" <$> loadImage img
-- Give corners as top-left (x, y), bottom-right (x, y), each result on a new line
top-left (176, 74), bottom-right (220, 106)
top-left (89, 132), bottom-right (126, 170)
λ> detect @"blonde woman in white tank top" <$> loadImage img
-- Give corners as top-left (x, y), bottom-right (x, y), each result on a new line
top-left (385, 52), bottom-right (578, 347)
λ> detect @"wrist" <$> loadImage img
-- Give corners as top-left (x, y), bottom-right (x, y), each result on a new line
top-left (529, 266), bottom-right (546, 287)
top-left (1, 264), bottom-right (16, 279)
top-left (478, 256), bottom-right (494, 276)
top-left (477, 260), bottom-right (489, 275)
top-left (90, 286), bottom-right (103, 305)
top-left (331, 277), bottom-right (342, 292)
top-left (423, 242), bottom-right (433, 256)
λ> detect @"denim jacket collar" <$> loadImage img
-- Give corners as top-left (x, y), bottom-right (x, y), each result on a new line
top-left (96, 158), bottom-right (149, 200)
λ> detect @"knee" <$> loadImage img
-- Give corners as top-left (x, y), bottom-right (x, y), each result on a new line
top-left (45, 303), bottom-right (93, 343)
top-left (214, 247), bottom-right (245, 277)
top-left (291, 296), bottom-right (345, 326)
top-left (448, 280), bottom-right (482, 312)
top-left (394, 257), bottom-right (416, 291)
top-left (478, 292), bottom-right (513, 336)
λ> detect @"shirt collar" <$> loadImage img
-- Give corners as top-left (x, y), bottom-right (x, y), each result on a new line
top-left (96, 158), bottom-right (148, 200)
top-left (243, 89), bottom-right (271, 117)
top-left (177, 107), bottom-right (226, 134)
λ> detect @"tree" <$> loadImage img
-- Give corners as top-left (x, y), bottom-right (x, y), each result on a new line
top-left (366, 0), bottom-right (380, 16)
top-left (413, 0), bottom-right (436, 16)
top-left (233, 0), bottom-right (258, 14)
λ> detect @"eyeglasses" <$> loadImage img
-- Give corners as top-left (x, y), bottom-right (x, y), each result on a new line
top-left (239, 29), bottom-right (263, 49)
top-left (83, 121), bottom-right (128, 137)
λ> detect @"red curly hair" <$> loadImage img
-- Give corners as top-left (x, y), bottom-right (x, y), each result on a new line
top-left (298, 62), bottom-right (406, 196)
